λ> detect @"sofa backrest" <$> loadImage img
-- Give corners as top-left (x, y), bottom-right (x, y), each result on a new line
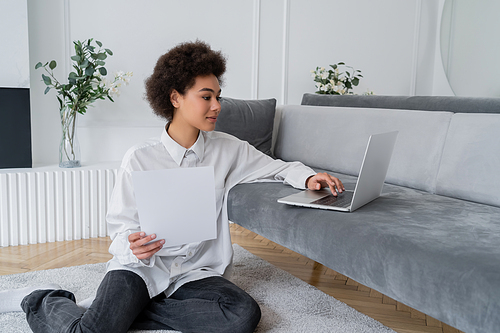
top-left (301, 93), bottom-right (500, 114)
top-left (296, 94), bottom-right (500, 206)
top-left (436, 113), bottom-right (500, 207)
top-left (273, 105), bottom-right (453, 193)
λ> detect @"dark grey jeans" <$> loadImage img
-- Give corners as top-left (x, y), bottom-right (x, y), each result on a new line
top-left (21, 270), bottom-right (261, 333)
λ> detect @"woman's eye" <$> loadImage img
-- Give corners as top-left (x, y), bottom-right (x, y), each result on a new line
top-left (216, 96), bottom-right (222, 102)
top-left (203, 96), bottom-right (210, 101)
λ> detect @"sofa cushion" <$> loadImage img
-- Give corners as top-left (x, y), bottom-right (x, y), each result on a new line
top-left (227, 174), bottom-right (500, 333)
top-left (436, 113), bottom-right (500, 207)
top-left (273, 105), bottom-right (453, 193)
top-left (215, 97), bottom-right (276, 155)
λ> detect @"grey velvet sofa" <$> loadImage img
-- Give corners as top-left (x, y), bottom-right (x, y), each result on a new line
top-left (223, 94), bottom-right (500, 333)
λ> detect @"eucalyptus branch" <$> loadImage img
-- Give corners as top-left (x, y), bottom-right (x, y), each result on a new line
top-left (36, 38), bottom-right (132, 116)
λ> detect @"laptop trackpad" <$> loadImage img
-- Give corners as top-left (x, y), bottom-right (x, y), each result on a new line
top-left (287, 189), bottom-right (331, 204)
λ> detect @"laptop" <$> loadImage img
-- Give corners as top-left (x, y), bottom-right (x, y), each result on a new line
top-left (277, 131), bottom-right (398, 212)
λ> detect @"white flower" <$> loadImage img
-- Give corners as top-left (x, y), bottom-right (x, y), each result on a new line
top-left (109, 86), bottom-right (120, 97)
top-left (320, 71), bottom-right (328, 80)
top-left (121, 76), bottom-right (131, 85)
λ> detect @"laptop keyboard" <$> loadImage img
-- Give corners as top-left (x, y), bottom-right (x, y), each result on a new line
top-left (311, 191), bottom-right (353, 208)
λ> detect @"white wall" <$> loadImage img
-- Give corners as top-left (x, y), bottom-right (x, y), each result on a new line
top-left (25, 0), bottom-right (444, 167)
top-left (439, 0), bottom-right (500, 97)
top-left (0, 0), bottom-right (30, 88)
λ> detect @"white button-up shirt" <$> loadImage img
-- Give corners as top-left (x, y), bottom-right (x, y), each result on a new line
top-left (106, 127), bottom-right (315, 298)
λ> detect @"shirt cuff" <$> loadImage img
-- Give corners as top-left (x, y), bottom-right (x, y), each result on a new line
top-left (284, 167), bottom-right (316, 189)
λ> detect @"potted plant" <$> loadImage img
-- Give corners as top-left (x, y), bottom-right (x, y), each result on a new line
top-left (35, 38), bottom-right (132, 167)
top-left (311, 62), bottom-right (365, 95)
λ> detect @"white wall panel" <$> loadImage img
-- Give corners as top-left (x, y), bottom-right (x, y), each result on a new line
top-left (258, 0), bottom-right (286, 101)
top-left (26, 0), bottom-right (441, 165)
top-left (286, 0), bottom-right (418, 104)
top-left (70, 0), bottom-right (256, 125)
top-left (414, 0), bottom-right (439, 95)
top-left (0, 0), bottom-right (30, 88)
top-left (28, 0), bottom-right (67, 167)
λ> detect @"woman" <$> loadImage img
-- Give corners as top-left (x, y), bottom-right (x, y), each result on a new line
top-left (3, 40), bottom-right (344, 333)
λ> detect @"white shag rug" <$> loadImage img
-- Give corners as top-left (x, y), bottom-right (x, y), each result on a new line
top-left (0, 244), bottom-right (395, 333)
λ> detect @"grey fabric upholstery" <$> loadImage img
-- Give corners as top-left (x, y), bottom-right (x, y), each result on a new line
top-left (226, 95), bottom-right (500, 333)
top-left (216, 97), bottom-right (276, 155)
top-left (301, 93), bottom-right (500, 113)
top-left (227, 175), bottom-right (500, 333)
top-left (274, 105), bottom-right (452, 193)
top-left (436, 113), bottom-right (500, 207)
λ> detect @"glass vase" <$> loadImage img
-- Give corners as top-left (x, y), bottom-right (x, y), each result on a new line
top-left (59, 106), bottom-right (81, 168)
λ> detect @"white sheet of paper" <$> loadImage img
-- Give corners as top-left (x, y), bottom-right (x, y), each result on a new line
top-left (132, 166), bottom-right (217, 247)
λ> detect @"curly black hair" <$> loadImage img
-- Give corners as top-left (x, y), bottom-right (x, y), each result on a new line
top-left (145, 40), bottom-right (227, 121)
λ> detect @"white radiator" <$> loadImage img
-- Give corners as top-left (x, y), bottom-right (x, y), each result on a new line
top-left (0, 166), bottom-right (118, 247)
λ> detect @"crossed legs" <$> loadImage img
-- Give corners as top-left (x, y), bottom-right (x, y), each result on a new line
top-left (21, 270), bottom-right (261, 333)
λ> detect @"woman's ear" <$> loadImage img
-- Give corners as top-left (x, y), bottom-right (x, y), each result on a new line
top-left (170, 90), bottom-right (180, 108)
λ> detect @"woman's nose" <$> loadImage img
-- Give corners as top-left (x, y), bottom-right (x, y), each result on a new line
top-left (212, 99), bottom-right (221, 111)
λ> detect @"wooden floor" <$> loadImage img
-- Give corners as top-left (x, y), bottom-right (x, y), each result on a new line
top-left (0, 224), bottom-right (464, 333)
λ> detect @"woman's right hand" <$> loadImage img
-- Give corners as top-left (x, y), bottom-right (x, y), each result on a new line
top-left (128, 232), bottom-right (165, 260)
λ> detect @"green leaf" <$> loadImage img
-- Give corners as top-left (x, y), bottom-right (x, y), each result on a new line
top-left (96, 40), bottom-right (103, 47)
top-left (71, 55), bottom-right (81, 62)
top-left (57, 96), bottom-right (63, 109)
top-left (85, 67), bottom-right (95, 77)
top-left (48, 60), bottom-right (57, 70)
top-left (105, 48), bottom-right (113, 55)
top-left (352, 78), bottom-right (360, 86)
top-left (96, 53), bottom-right (107, 60)
top-left (338, 62), bottom-right (345, 65)
top-left (35, 62), bottom-right (43, 69)
top-left (42, 74), bottom-right (52, 85)
top-left (44, 87), bottom-right (51, 94)
top-left (99, 67), bottom-right (107, 76)
top-left (81, 59), bottom-right (89, 68)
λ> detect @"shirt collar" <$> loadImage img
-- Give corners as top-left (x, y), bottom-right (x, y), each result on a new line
top-left (161, 125), bottom-right (205, 166)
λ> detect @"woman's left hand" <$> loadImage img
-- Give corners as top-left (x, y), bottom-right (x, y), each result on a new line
top-left (306, 172), bottom-right (345, 196)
